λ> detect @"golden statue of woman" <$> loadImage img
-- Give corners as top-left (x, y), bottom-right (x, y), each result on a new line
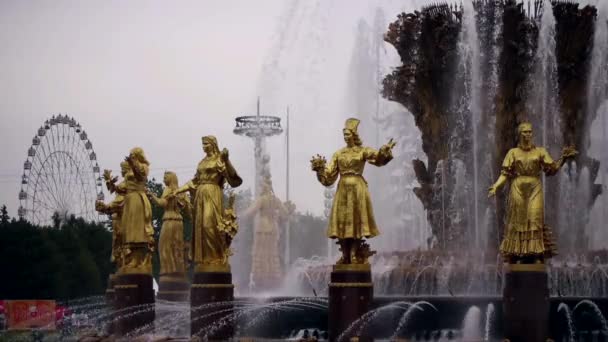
top-left (311, 118), bottom-right (396, 265)
top-left (95, 161), bottom-right (131, 268)
top-left (120, 147), bottom-right (155, 273)
top-left (148, 171), bottom-right (191, 277)
top-left (174, 136), bottom-right (242, 270)
top-left (489, 122), bottom-right (577, 263)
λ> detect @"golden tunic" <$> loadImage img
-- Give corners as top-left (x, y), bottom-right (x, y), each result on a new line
top-left (120, 162), bottom-right (154, 244)
top-left (107, 193), bottom-right (125, 265)
top-left (184, 155), bottom-right (241, 266)
top-left (317, 146), bottom-right (393, 239)
top-left (96, 185), bottom-right (125, 265)
top-left (154, 190), bottom-right (189, 275)
top-left (499, 146), bottom-right (559, 256)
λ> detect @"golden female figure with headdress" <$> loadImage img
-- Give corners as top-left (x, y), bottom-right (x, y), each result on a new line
top-left (311, 118), bottom-right (396, 264)
top-left (489, 122), bottom-right (577, 263)
top-left (120, 147), bottom-right (155, 273)
top-left (95, 160), bottom-right (131, 269)
top-left (148, 171), bottom-right (191, 277)
top-left (174, 136), bottom-right (242, 269)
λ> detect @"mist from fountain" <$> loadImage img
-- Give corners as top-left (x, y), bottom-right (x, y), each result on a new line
top-left (460, 0), bottom-right (483, 250)
top-left (558, 302), bottom-right (576, 342)
top-left (484, 303), bottom-right (495, 341)
top-left (462, 305), bottom-right (482, 341)
top-left (587, 0), bottom-right (608, 251)
top-left (342, 6), bottom-right (428, 254)
top-left (529, 0), bottom-right (560, 148)
top-left (389, 301), bottom-right (437, 340)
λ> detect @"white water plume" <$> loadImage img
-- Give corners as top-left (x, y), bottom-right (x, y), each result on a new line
top-left (461, 0), bottom-right (483, 249)
top-left (462, 305), bottom-right (482, 340)
top-left (587, 0), bottom-right (608, 250)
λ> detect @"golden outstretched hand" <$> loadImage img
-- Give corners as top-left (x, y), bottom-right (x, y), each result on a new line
top-left (488, 185), bottom-right (497, 197)
top-left (103, 169), bottom-right (112, 181)
top-left (379, 138), bottom-right (397, 154)
top-left (561, 146), bottom-right (578, 159)
top-left (95, 200), bottom-right (107, 212)
top-left (221, 148), bottom-right (229, 161)
top-left (310, 154), bottom-right (327, 172)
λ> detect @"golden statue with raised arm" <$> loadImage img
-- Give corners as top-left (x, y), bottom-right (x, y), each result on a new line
top-left (120, 147), bottom-right (155, 274)
top-left (174, 136), bottom-right (242, 270)
top-left (148, 171), bottom-right (191, 278)
top-left (489, 122), bottom-right (578, 263)
top-left (95, 161), bottom-right (131, 269)
top-left (311, 118), bottom-right (396, 265)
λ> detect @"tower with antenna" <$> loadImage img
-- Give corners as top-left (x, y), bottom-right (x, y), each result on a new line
top-left (233, 98), bottom-right (283, 196)
top-left (234, 99), bottom-right (286, 291)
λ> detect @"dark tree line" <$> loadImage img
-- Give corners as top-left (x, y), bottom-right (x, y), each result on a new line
top-left (0, 206), bottom-right (112, 301)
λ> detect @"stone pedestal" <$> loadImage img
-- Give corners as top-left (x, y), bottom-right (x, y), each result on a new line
top-left (113, 273), bottom-right (155, 336)
top-left (104, 274), bottom-right (117, 335)
top-left (503, 263), bottom-right (549, 342)
top-left (328, 264), bottom-right (373, 342)
top-left (157, 275), bottom-right (189, 302)
top-left (190, 265), bottom-right (234, 340)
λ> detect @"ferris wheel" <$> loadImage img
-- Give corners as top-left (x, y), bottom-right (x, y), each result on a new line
top-left (18, 114), bottom-right (104, 225)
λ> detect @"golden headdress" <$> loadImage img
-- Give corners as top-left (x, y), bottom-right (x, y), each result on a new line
top-left (344, 118), bottom-right (360, 133)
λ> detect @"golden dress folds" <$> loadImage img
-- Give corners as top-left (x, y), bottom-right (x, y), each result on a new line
top-left (317, 146), bottom-right (393, 239)
top-left (183, 155), bottom-right (241, 265)
top-left (155, 192), bottom-right (189, 275)
top-left (121, 162), bottom-right (154, 245)
top-left (499, 146), bottom-right (559, 257)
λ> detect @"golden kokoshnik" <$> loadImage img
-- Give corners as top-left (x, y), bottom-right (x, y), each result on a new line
top-left (311, 118), bottom-right (396, 265)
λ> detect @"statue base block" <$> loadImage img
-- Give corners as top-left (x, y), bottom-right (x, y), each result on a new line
top-left (113, 273), bottom-right (155, 336)
top-left (158, 275), bottom-right (189, 302)
top-left (329, 264), bottom-right (373, 342)
top-left (190, 270), bottom-right (234, 340)
top-left (104, 274), bottom-right (117, 335)
top-left (503, 263), bottom-right (549, 342)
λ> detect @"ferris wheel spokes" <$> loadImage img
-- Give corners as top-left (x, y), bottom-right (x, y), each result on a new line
top-left (18, 115), bottom-right (103, 225)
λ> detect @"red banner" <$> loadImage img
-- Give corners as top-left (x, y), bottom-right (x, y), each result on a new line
top-left (5, 300), bottom-right (56, 330)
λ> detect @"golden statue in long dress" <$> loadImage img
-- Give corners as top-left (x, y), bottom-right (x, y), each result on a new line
top-left (95, 161), bottom-right (131, 269)
top-left (119, 147), bottom-right (155, 274)
top-left (489, 122), bottom-right (577, 263)
top-left (311, 118), bottom-right (396, 264)
top-left (148, 171), bottom-right (191, 277)
top-left (174, 136), bottom-right (242, 270)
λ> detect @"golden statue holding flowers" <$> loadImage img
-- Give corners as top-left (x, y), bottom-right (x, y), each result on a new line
top-left (173, 136), bottom-right (242, 270)
top-left (489, 122), bottom-right (578, 263)
top-left (311, 118), bottom-right (396, 265)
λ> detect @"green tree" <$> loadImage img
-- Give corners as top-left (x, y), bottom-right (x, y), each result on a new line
top-left (0, 217), bottom-right (111, 300)
top-left (0, 205), bottom-right (9, 226)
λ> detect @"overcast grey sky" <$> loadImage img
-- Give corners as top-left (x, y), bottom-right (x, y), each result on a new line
top-left (0, 0), bottom-right (414, 219)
